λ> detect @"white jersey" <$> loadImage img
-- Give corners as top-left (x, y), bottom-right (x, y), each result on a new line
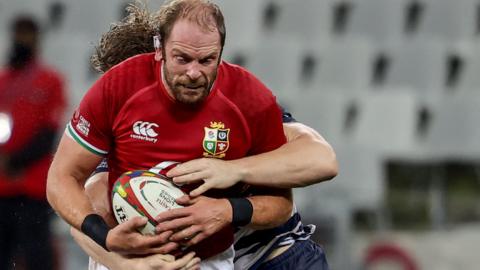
top-left (233, 205), bottom-right (315, 270)
top-left (88, 245), bottom-right (234, 270)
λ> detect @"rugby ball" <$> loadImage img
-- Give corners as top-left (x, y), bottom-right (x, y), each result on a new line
top-left (111, 170), bottom-right (185, 235)
top-left (111, 169), bottom-right (235, 259)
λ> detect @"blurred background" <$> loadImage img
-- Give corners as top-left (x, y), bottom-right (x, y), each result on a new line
top-left (1, 0), bottom-right (480, 269)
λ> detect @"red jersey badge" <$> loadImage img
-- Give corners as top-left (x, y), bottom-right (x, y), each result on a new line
top-left (203, 122), bottom-right (230, 158)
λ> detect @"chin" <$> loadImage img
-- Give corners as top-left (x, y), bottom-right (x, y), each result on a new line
top-left (176, 94), bottom-right (205, 105)
top-left (174, 89), bottom-right (208, 105)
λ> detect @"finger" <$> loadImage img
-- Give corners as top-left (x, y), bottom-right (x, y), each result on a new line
top-left (172, 170), bottom-right (208, 185)
top-left (169, 225), bottom-right (202, 242)
top-left (155, 253), bottom-right (175, 262)
top-left (189, 182), bottom-right (211, 197)
top-left (172, 252), bottom-right (196, 268)
top-left (155, 230), bottom-right (174, 242)
top-left (184, 257), bottom-right (201, 270)
top-left (186, 231), bottom-right (208, 246)
top-left (147, 242), bottom-right (180, 255)
top-left (124, 216), bottom-right (148, 230)
top-left (180, 260), bottom-right (200, 270)
top-left (141, 232), bottom-right (176, 248)
top-left (175, 195), bottom-right (193, 205)
top-left (148, 253), bottom-right (175, 262)
top-left (177, 195), bottom-right (202, 205)
top-left (181, 265), bottom-right (200, 270)
top-left (155, 208), bottom-right (190, 222)
top-left (167, 160), bottom-right (202, 177)
top-left (156, 217), bottom-right (193, 232)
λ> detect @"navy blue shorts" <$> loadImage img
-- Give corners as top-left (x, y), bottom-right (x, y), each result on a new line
top-left (257, 240), bottom-right (329, 270)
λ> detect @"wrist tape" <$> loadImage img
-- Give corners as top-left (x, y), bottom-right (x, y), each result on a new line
top-left (227, 198), bottom-right (253, 227)
top-left (81, 214), bottom-right (110, 250)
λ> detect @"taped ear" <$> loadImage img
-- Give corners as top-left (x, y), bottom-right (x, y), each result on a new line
top-left (153, 35), bottom-right (162, 61)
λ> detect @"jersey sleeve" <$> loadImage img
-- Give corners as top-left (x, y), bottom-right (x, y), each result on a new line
top-left (220, 63), bottom-right (287, 155)
top-left (66, 76), bottom-right (113, 156)
top-left (249, 100), bottom-right (286, 155)
top-left (232, 69), bottom-right (286, 155)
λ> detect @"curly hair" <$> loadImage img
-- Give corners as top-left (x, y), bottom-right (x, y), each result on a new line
top-left (91, 1), bottom-right (158, 73)
top-left (91, 0), bottom-right (225, 73)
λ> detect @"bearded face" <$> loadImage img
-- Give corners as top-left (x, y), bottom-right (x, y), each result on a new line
top-left (160, 19), bottom-right (221, 106)
top-left (162, 57), bottom-right (217, 105)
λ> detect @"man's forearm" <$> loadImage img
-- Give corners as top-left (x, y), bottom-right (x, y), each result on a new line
top-left (233, 123), bottom-right (338, 188)
top-left (46, 135), bottom-right (103, 229)
top-left (71, 228), bottom-right (128, 270)
top-left (246, 188), bottom-right (293, 230)
top-left (72, 227), bottom-right (199, 270)
top-left (47, 167), bottom-right (97, 229)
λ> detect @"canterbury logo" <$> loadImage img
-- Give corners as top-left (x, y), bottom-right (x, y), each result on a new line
top-left (131, 121), bottom-right (159, 143)
top-left (133, 121), bottom-right (159, 137)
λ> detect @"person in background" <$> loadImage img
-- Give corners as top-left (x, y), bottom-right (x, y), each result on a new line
top-left (0, 15), bottom-right (66, 270)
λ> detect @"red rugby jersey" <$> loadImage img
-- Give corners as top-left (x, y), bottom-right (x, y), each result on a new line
top-left (0, 61), bottom-right (65, 199)
top-left (67, 53), bottom-right (286, 259)
top-left (68, 53), bottom-right (286, 185)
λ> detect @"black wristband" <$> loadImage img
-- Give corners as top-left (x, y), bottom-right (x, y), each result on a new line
top-left (227, 198), bottom-right (253, 227)
top-left (81, 214), bottom-right (110, 250)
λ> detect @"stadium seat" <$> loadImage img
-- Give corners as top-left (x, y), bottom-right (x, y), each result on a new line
top-left (380, 39), bottom-right (449, 101)
top-left (347, 0), bottom-right (408, 42)
top-left (295, 144), bottom-right (385, 216)
top-left (416, 0), bottom-right (479, 42)
top-left (270, 0), bottom-right (334, 43)
top-left (42, 34), bottom-right (97, 95)
top-left (294, 143), bottom-right (384, 269)
top-left (287, 90), bottom-right (354, 147)
top-left (424, 95), bottom-right (480, 161)
top-left (454, 43), bottom-right (480, 93)
top-left (310, 38), bottom-right (376, 90)
top-left (0, 0), bottom-right (51, 32)
top-left (245, 38), bottom-right (308, 99)
top-left (421, 95), bottom-right (480, 229)
top-left (350, 90), bottom-right (422, 158)
top-left (54, 0), bottom-right (127, 40)
top-left (215, 0), bottom-right (270, 59)
top-left (331, 144), bottom-right (384, 212)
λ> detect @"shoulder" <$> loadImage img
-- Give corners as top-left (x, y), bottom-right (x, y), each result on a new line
top-left (104, 53), bottom-right (156, 85)
top-left (82, 53), bottom-right (158, 116)
top-left (218, 61), bottom-right (277, 109)
top-left (36, 63), bottom-right (65, 85)
top-left (108, 53), bottom-right (156, 75)
top-left (218, 61), bottom-right (265, 90)
top-left (219, 61), bottom-right (275, 104)
top-left (95, 53), bottom-right (157, 98)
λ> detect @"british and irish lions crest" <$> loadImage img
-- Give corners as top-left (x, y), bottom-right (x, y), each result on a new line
top-left (203, 121), bottom-right (230, 158)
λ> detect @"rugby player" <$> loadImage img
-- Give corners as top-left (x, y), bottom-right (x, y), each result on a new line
top-left (49, 1), bottom-right (331, 269)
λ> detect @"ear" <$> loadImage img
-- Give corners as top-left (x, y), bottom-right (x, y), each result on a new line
top-left (155, 50), bottom-right (162, 61)
top-left (153, 35), bottom-right (163, 61)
